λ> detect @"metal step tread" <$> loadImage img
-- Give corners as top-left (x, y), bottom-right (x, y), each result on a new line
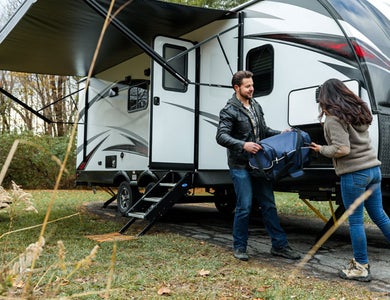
top-left (159, 182), bottom-right (176, 187)
top-left (127, 212), bottom-right (146, 219)
top-left (143, 197), bottom-right (161, 202)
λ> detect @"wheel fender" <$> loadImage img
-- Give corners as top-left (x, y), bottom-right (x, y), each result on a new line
top-left (113, 171), bottom-right (137, 187)
top-left (138, 169), bottom-right (158, 187)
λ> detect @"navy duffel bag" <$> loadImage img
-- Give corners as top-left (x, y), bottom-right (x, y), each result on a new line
top-left (248, 129), bottom-right (311, 182)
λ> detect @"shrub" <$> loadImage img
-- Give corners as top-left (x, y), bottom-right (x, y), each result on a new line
top-left (0, 132), bottom-right (76, 189)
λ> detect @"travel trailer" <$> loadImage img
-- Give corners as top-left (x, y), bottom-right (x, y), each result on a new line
top-left (0, 0), bottom-right (389, 235)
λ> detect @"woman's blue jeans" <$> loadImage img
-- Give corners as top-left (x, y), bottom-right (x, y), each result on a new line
top-left (230, 168), bottom-right (288, 251)
top-left (340, 166), bottom-right (390, 264)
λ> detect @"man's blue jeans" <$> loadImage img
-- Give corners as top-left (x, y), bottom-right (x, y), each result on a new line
top-left (230, 168), bottom-right (288, 251)
top-left (340, 166), bottom-right (390, 264)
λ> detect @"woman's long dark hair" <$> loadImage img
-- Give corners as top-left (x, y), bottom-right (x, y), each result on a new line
top-left (317, 78), bottom-right (372, 125)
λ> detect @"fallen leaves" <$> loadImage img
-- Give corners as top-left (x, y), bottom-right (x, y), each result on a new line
top-left (156, 268), bottom-right (210, 297)
top-left (85, 232), bottom-right (136, 242)
top-left (157, 286), bottom-right (171, 295)
top-left (198, 269), bottom-right (210, 276)
top-left (257, 285), bottom-right (271, 292)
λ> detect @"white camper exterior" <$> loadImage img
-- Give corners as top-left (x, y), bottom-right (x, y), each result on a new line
top-left (73, 0), bottom-right (390, 221)
top-left (1, 0), bottom-right (388, 231)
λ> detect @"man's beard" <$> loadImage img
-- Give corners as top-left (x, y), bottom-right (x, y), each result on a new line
top-left (239, 90), bottom-right (252, 100)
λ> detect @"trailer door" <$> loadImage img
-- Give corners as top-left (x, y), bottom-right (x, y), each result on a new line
top-left (151, 36), bottom-right (196, 168)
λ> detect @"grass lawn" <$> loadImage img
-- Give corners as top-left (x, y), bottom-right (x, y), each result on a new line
top-left (0, 188), bottom-right (383, 299)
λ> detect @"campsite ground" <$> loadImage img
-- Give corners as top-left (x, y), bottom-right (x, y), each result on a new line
top-left (2, 190), bottom-right (389, 299)
top-left (86, 197), bottom-right (390, 296)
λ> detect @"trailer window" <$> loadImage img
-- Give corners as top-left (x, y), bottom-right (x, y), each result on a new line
top-left (246, 45), bottom-right (274, 97)
top-left (127, 83), bottom-right (148, 112)
top-left (162, 44), bottom-right (188, 92)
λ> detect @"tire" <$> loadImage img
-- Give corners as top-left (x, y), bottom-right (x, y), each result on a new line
top-left (383, 197), bottom-right (390, 217)
top-left (117, 181), bottom-right (136, 216)
top-left (381, 185), bottom-right (390, 216)
top-left (214, 188), bottom-right (236, 215)
top-left (145, 181), bottom-right (156, 194)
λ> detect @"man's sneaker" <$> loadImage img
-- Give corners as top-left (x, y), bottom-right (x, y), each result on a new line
top-left (339, 258), bottom-right (371, 282)
top-left (233, 248), bottom-right (248, 261)
top-left (270, 246), bottom-right (301, 260)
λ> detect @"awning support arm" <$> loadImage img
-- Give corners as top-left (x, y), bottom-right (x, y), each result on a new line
top-left (37, 88), bottom-right (82, 112)
top-left (0, 87), bottom-right (52, 123)
top-left (84, 0), bottom-right (189, 85)
top-left (166, 23), bottom-right (240, 63)
top-left (165, 23), bottom-right (241, 88)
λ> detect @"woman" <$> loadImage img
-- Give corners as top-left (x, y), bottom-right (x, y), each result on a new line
top-left (310, 78), bottom-right (390, 282)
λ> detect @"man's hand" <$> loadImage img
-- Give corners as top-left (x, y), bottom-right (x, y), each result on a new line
top-left (243, 142), bottom-right (262, 154)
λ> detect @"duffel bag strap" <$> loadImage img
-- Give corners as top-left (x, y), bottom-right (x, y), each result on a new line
top-left (248, 153), bottom-right (268, 179)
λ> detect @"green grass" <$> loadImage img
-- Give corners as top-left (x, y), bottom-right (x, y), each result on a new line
top-left (275, 192), bottom-right (372, 223)
top-left (0, 189), bottom-right (383, 299)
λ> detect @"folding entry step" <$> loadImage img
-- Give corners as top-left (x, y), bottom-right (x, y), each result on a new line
top-left (119, 171), bottom-right (193, 236)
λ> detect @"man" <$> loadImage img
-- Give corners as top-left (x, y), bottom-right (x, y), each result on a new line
top-left (216, 70), bottom-right (301, 261)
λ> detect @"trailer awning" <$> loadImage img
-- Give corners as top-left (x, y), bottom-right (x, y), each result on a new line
top-left (0, 0), bottom-right (229, 76)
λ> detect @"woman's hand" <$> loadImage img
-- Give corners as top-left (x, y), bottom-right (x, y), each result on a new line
top-left (309, 142), bottom-right (322, 152)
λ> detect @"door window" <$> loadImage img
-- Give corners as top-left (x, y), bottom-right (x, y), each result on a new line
top-left (162, 44), bottom-right (188, 92)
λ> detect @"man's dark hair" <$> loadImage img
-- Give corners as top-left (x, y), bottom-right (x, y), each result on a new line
top-left (231, 70), bottom-right (253, 88)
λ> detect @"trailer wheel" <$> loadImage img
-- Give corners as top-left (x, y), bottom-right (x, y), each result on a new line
top-left (145, 181), bottom-right (156, 194)
top-left (214, 188), bottom-right (236, 215)
top-left (383, 198), bottom-right (390, 216)
top-left (382, 199), bottom-right (390, 216)
top-left (381, 185), bottom-right (390, 216)
top-left (117, 181), bottom-right (136, 216)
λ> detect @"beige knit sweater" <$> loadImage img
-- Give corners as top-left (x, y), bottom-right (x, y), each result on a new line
top-left (319, 115), bottom-right (381, 176)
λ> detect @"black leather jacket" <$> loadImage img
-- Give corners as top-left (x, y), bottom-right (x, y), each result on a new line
top-left (216, 94), bottom-right (280, 169)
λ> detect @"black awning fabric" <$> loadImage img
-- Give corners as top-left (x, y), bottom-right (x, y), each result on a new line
top-left (0, 0), bottom-right (229, 76)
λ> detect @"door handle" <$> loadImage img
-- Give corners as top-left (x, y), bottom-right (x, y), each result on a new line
top-left (153, 96), bottom-right (160, 105)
